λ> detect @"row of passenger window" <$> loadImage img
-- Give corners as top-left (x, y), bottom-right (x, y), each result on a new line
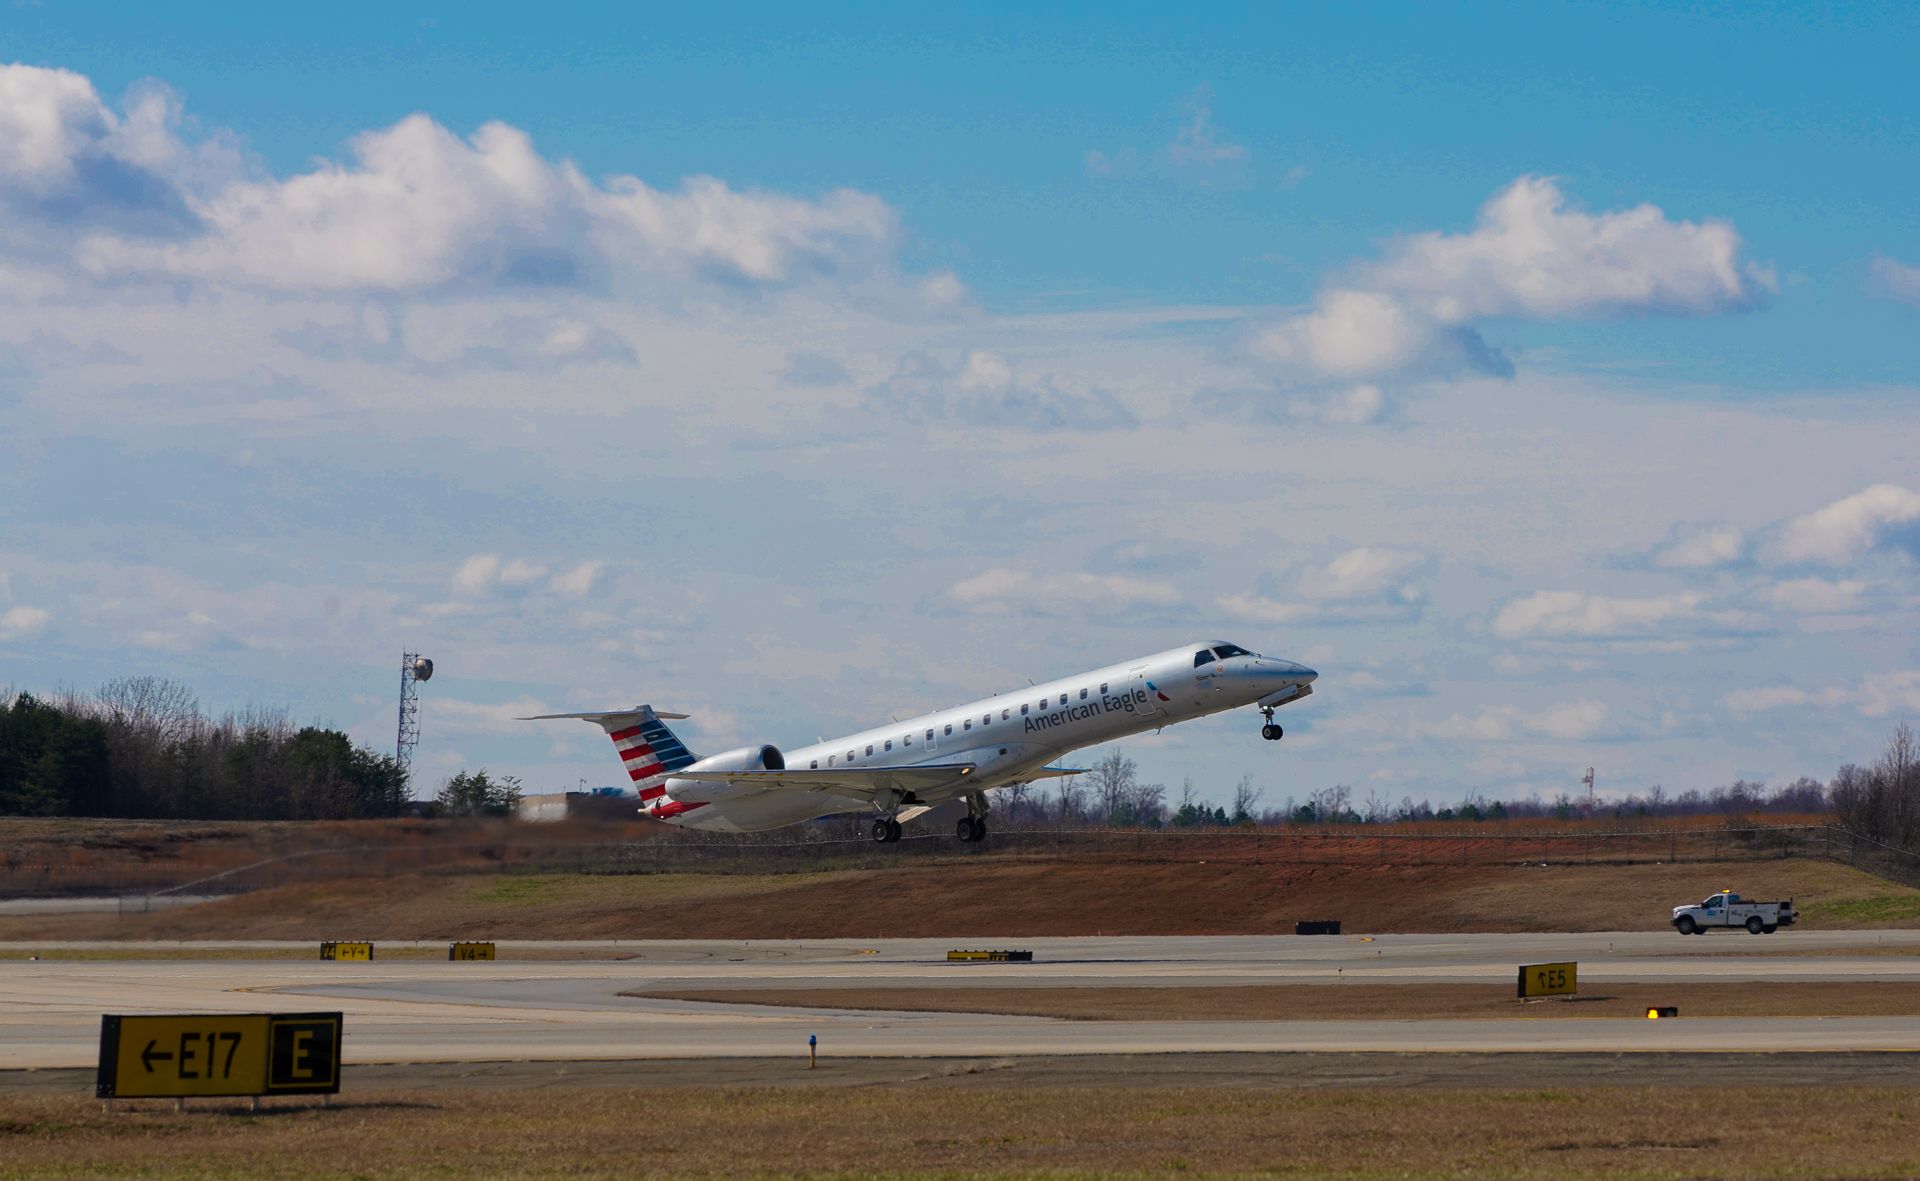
top-left (808, 681), bottom-right (1116, 768)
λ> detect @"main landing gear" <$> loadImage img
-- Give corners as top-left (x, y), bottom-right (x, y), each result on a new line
top-left (1260, 706), bottom-right (1284, 742)
top-left (870, 817), bottom-right (902, 843)
top-left (955, 790), bottom-right (989, 843)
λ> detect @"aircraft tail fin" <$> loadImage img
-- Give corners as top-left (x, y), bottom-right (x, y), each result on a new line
top-left (520, 706), bottom-right (699, 799)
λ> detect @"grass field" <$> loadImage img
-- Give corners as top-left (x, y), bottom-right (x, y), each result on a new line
top-left (3, 1084), bottom-right (1915, 1180)
top-left (5, 856), bottom-right (1916, 942)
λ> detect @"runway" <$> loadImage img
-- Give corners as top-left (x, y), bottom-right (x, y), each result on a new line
top-left (7, 932), bottom-right (1920, 1070)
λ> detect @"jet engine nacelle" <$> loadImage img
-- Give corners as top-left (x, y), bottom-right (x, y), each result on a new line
top-left (663, 743), bottom-right (785, 802)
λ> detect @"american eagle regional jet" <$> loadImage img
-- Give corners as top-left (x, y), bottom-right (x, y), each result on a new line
top-left (525, 641), bottom-right (1316, 843)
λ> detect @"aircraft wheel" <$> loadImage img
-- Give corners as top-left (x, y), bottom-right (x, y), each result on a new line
top-left (956, 818), bottom-right (976, 843)
top-left (886, 819), bottom-right (903, 843)
top-left (1261, 724), bottom-right (1284, 741)
top-left (872, 819), bottom-right (893, 843)
top-left (970, 817), bottom-right (986, 842)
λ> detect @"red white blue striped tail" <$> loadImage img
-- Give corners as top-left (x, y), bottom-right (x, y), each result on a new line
top-left (603, 711), bottom-right (698, 800)
top-left (517, 705), bottom-right (698, 806)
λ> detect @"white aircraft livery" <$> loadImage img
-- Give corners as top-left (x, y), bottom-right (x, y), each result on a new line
top-left (525, 641), bottom-right (1317, 843)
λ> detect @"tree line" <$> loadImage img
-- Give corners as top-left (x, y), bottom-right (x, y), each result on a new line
top-left (993, 724), bottom-right (1920, 847)
top-left (0, 679), bottom-right (407, 820)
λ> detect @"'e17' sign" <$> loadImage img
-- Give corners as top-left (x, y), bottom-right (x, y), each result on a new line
top-left (96, 1013), bottom-right (342, 1099)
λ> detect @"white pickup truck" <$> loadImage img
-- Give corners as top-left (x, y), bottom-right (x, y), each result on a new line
top-left (1671, 890), bottom-right (1799, 935)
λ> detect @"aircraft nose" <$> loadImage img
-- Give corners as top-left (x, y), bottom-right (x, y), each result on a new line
top-left (1253, 657), bottom-right (1315, 685)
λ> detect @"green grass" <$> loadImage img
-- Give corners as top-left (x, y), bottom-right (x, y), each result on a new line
top-left (5, 1085), bottom-right (1920, 1179)
top-left (468, 876), bottom-right (581, 905)
top-left (1802, 895), bottom-right (1920, 924)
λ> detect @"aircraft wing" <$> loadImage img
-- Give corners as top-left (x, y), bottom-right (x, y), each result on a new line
top-left (671, 763), bottom-right (979, 801)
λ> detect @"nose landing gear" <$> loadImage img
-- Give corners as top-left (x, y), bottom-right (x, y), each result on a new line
top-left (1260, 707), bottom-right (1284, 742)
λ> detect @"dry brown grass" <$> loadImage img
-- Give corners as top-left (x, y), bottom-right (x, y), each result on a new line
top-left (634, 981), bottom-right (1920, 1021)
top-left (5, 855), bottom-right (1914, 942)
top-left (2, 1083), bottom-right (1917, 1179)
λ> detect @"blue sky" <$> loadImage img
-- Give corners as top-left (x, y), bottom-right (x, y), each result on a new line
top-left (2, 5), bottom-right (1917, 812)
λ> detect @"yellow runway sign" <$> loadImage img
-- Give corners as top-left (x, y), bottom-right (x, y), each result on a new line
top-left (449, 941), bottom-right (497, 961)
top-left (320, 941), bottom-right (373, 961)
top-left (96, 1013), bottom-right (341, 1099)
top-left (1516, 962), bottom-right (1578, 999)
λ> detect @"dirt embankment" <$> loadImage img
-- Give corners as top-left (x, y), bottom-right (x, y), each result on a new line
top-left (2, 856), bottom-right (1914, 942)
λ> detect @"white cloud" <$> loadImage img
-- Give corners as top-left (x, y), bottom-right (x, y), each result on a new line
top-left (1369, 176), bottom-right (1768, 322)
top-left (451, 553), bottom-right (570, 595)
top-left (1, 64), bottom-right (906, 296)
top-left (452, 554), bottom-right (502, 593)
top-left (0, 605), bottom-right (51, 640)
top-left (1768, 484), bottom-right (1920, 565)
top-left (1251, 176), bottom-right (1769, 382)
top-left (1314, 383), bottom-right (1389, 425)
top-left (1415, 699), bottom-right (1610, 742)
top-left (1084, 147), bottom-right (1141, 179)
top-left (1651, 523), bottom-right (1745, 569)
top-left (1220, 546), bottom-right (1428, 625)
top-left (1297, 547), bottom-right (1426, 601)
top-left (1493, 590), bottom-right (1718, 640)
top-left (550, 561), bottom-right (602, 597)
top-left (1166, 85), bottom-right (1248, 168)
top-left (1867, 255), bottom-right (1920, 306)
top-left (1724, 671), bottom-right (1920, 719)
top-left (866, 350), bottom-right (1136, 431)
top-left (947, 568), bottom-right (1180, 615)
top-left (424, 696), bottom-right (557, 736)
top-left (0, 65), bottom-right (240, 252)
top-left (1084, 85), bottom-right (1246, 183)
top-left (1765, 578), bottom-right (1868, 614)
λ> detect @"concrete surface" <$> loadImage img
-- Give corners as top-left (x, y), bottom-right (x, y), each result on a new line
top-left (7, 932), bottom-right (1920, 1070)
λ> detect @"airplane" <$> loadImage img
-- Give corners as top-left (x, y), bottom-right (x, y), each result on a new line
top-left (524, 641), bottom-right (1317, 844)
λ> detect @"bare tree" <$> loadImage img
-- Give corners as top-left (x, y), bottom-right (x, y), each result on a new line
top-left (1086, 750), bottom-right (1138, 823)
top-left (1363, 789), bottom-right (1392, 824)
top-left (1229, 774), bottom-right (1265, 824)
top-left (94, 676), bottom-right (201, 743)
top-left (1308, 784), bottom-right (1351, 823)
top-left (1124, 780), bottom-right (1167, 826)
top-left (1055, 773), bottom-right (1087, 824)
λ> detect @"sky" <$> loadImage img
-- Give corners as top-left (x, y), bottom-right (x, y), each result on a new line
top-left (2, 4), bottom-right (1917, 812)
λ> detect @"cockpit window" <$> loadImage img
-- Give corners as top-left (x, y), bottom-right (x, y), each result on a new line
top-left (1193, 649), bottom-right (1216, 667)
top-left (1214, 643), bottom-right (1251, 659)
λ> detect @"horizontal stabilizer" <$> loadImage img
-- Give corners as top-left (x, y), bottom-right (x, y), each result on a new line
top-left (519, 707), bottom-right (691, 722)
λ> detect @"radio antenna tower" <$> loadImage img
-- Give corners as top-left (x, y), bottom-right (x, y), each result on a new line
top-left (396, 652), bottom-right (434, 784)
top-left (1582, 766), bottom-right (1596, 810)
